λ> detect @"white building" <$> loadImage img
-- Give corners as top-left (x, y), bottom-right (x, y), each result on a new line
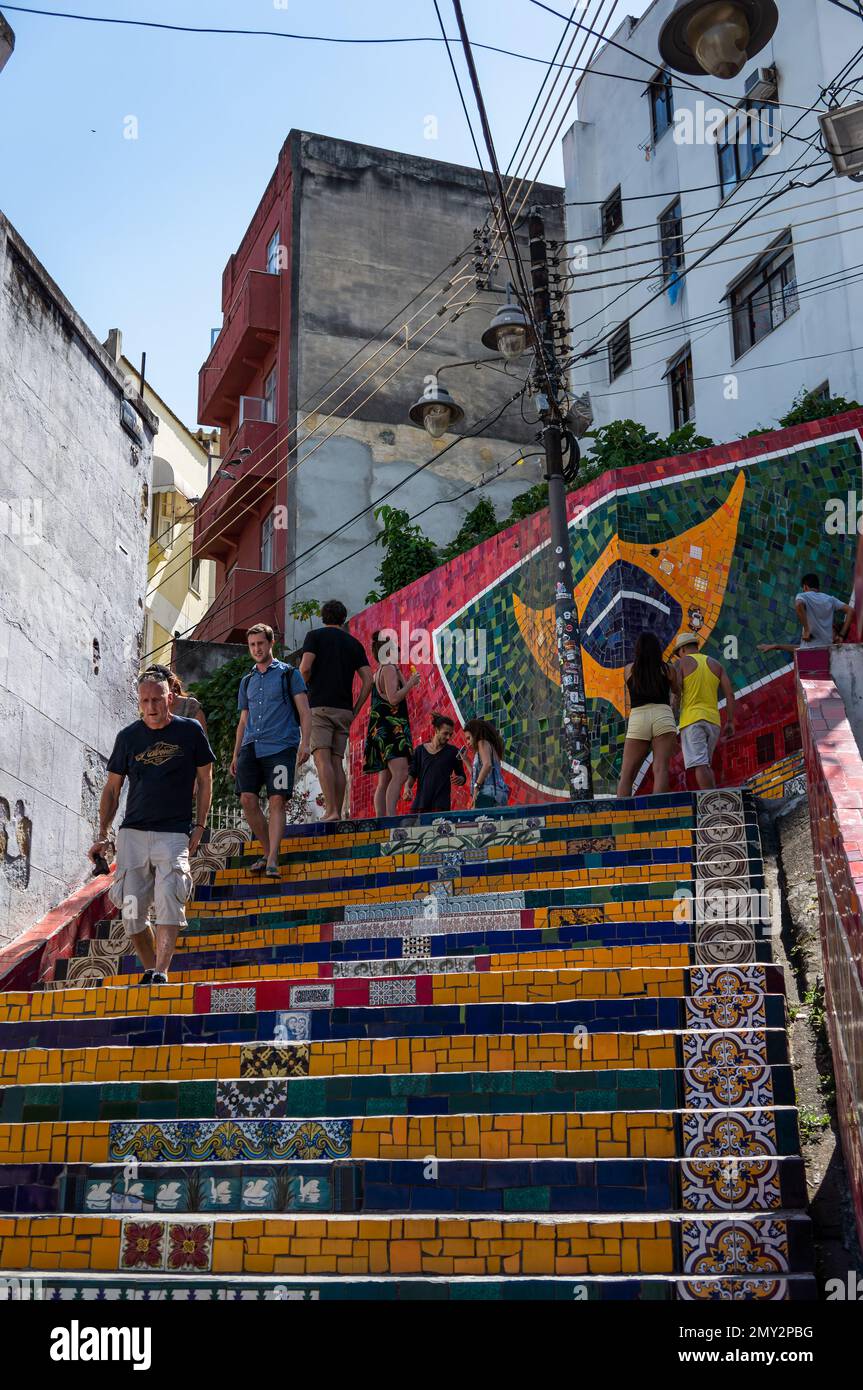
top-left (562, 0), bottom-right (863, 443)
top-left (0, 214), bottom-right (156, 946)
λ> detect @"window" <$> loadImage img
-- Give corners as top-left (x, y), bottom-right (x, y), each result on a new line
top-left (756, 732), bottom-right (775, 765)
top-left (784, 722), bottom-right (802, 755)
top-left (266, 228), bottom-right (281, 274)
top-left (260, 510), bottom-right (276, 573)
top-left (730, 232), bottom-right (797, 359)
top-left (649, 69), bottom-right (674, 142)
top-left (263, 364), bottom-right (277, 423)
top-left (608, 323), bottom-right (631, 382)
top-left (601, 186), bottom-right (623, 241)
top-left (668, 348), bottom-right (694, 431)
top-left (149, 495), bottom-right (164, 547)
top-left (717, 100), bottom-right (778, 198)
top-left (658, 199), bottom-right (684, 283)
top-left (190, 554), bottom-right (201, 596)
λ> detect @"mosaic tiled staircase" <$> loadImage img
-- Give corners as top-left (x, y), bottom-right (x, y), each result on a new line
top-left (0, 790), bottom-right (816, 1300)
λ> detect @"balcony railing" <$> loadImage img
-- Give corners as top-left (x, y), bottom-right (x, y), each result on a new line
top-left (192, 416), bottom-right (280, 562)
top-left (198, 269), bottom-right (280, 426)
top-left (193, 567), bottom-right (282, 644)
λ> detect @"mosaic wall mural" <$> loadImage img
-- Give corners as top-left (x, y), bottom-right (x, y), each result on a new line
top-left (349, 413), bottom-right (863, 812)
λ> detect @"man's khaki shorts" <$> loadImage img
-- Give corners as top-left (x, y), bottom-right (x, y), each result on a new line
top-left (107, 828), bottom-right (193, 938)
top-left (625, 703), bottom-right (678, 742)
top-left (310, 706), bottom-right (353, 757)
top-left (681, 718), bottom-right (721, 770)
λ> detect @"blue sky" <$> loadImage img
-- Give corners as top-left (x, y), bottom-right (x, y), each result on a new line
top-left (0, 0), bottom-right (650, 425)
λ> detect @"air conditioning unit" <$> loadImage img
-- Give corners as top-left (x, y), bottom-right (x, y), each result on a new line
top-left (744, 66), bottom-right (778, 103)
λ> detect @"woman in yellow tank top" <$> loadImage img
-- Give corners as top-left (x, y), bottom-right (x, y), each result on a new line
top-left (672, 633), bottom-right (735, 790)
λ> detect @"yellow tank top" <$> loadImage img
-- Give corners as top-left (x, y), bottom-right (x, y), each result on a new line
top-left (679, 652), bottom-right (720, 729)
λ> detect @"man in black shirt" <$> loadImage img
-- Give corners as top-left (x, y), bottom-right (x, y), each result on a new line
top-left (405, 714), bottom-right (467, 813)
top-left (299, 599), bottom-right (372, 820)
top-left (89, 670), bottom-right (215, 984)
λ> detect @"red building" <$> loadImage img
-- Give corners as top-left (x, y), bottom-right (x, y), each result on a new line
top-left (192, 131), bottom-right (563, 649)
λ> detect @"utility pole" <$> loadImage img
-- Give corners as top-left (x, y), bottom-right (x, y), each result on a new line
top-left (528, 210), bottom-right (593, 799)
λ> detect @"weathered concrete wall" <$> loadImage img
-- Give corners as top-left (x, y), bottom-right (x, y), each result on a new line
top-left (173, 638), bottom-right (248, 687)
top-left (288, 132), bottom-right (564, 645)
top-left (0, 214), bottom-right (156, 946)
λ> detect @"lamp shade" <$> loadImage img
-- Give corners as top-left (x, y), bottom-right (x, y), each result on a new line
top-left (658, 0), bottom-right (778, 79)
top-left (481, 302), bottom-right (530, 360)
top-left (408, 377), bottom-right (465, 438)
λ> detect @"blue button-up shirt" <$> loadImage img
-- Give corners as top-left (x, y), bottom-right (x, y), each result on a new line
top-left (238, 659), bottom-right (306, 756)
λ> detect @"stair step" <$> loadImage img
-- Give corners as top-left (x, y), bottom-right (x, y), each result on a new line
top-left (8, 963), bottom-right (786, 1020)
top-left (0, 1155), bottom-right (808, 1216)
top-left (0, 1060), bottom-right (799, 1122)
top-left (0, 1028), bottom-right (791, 1085)
top-left (0, 1210), bottom-right (816, 1277)
top-left (0, 1105), bottom-right (802, 1165)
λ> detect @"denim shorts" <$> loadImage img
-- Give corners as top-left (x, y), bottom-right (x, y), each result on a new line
top-left (236, 744), bottom-right (297, 798)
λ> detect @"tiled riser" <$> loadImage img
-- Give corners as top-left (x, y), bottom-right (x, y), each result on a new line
top-left (0, 1028), bottom-right (793, 1085)
top-left (0, 963), bottom-right (787, 1022)
top-left (0, 1212), bottom-right (815, 1277)
top-left (0, 997), bottom-right (788, 1050)
top-left (0, 1156), bottom-right (808, 1216)
top-left (0, 1063), bottom-right (798, 1122)
top-left (20, 1274), bottom-right (820, 1301)
top-left (0, 1106), bottom-right (802, 1164)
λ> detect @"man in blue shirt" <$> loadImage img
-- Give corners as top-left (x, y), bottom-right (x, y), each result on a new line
top-left (229, 623), bottom-right (311, 876)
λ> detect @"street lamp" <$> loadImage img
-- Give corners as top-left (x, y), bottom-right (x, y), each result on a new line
top-left (819, 100), bottom-right (863, 178)
top-left (481, 299), bottom-right (530, 362)
top-left (408, 376), bottom-right (466, 438)
top-left (659, 0), bottom-right (778, 78)
top-left (406, 261), bottom-right (594, 800)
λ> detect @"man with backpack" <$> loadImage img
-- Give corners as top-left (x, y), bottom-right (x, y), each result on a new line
top-left (229, 623), bottom-right (311, 876)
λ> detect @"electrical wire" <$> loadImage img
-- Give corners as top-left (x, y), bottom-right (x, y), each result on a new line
top-left (140, 380), bottom-right (531, 662)
top-left (589, 340), bottom-right (863, 401)
top-left (0, 4), bottom-right (824, 112)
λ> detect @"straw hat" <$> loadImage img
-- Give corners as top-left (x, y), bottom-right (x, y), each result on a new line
top-left (673, 631), bottom-right (700, 653)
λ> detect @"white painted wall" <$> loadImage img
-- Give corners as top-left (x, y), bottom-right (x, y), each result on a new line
top-left (0, 215), bottom-right (155, 946)
top-left (562, 0), bottom-right (863, 443)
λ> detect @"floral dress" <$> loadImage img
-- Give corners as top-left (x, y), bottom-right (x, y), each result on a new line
top-left (363, 666), bottom-right (413, 773)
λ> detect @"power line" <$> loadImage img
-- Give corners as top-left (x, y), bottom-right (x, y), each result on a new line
top-left (589, 340), bottom-right (863, 401)
top-left (143, 381), bottom-right (530, 662)
top-left (564, 206), bottom-right (863, 289)
top-left (0, 3), bottom-right (823, 112)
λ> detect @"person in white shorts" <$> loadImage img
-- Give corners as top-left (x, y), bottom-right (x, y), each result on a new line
top-left (617, 632), bottom-right (681, 796)
top-left (89, 669), bottom-right (215, 985)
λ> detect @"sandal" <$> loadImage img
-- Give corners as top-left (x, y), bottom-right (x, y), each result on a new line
top-left (265, 864), bottom-right (280, 878)
top-left (249, 858), bottom-right (268, 873)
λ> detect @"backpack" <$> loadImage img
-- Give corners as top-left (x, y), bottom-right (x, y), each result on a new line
top-left (240, 663), bottom-right (301, 726)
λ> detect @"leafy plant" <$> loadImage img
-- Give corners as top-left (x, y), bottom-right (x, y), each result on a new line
top-left (441, 498), bottom-right (499, 562)
top-left (778, 387), bottom-right (860, 428)
top-left (188, 651), bottom-right (258, 805)
top-left (369, 504), bottom-right (439, 599)
top-left (798, 1106), bottom-right (831, 1144)
top-left (584, 419), bottom-right (714, 474)
top-left (289, 599), bottom-right (321, 626)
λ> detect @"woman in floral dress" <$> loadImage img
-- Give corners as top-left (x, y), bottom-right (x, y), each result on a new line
top-left (363, 632), bottom-right (420, 817)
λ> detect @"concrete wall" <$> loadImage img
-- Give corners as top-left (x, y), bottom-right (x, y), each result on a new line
top-left (561, 0), bottom-right (863, 443)
top-left (173, 638), bottom-right (248, 688)
top-left (287, 131), bottom-right (565, 646)
top-left (0, 214), bottom-right (156, 946)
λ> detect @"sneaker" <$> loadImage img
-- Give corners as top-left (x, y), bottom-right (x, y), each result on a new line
top-left (139, 969), bottom-right (155, 985)
top-left (150, 971), bottom-right (169, 985)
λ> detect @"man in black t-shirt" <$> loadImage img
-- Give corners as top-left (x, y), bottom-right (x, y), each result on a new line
top-left (405, 714), bottom-right (467, 813)
top-left (89, 670), bottom-right (215, 985)
top-left (299, 599), bottom-right (372, 820)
